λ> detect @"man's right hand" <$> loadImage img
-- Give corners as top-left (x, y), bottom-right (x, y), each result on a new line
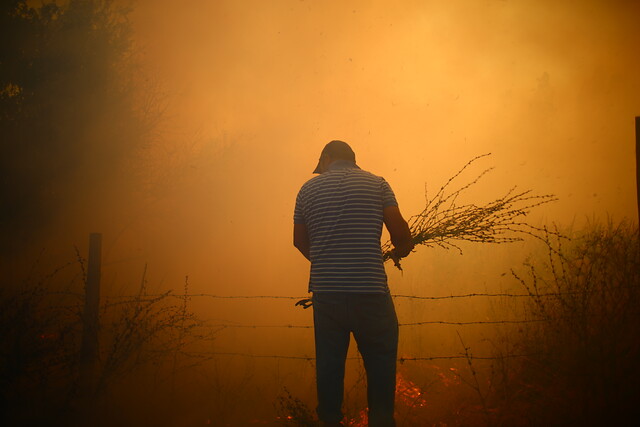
top-left (383, 205), bottom-right (414, 258)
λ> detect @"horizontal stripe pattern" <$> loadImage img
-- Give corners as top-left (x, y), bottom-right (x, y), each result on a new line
top-left (294, 161), bottom-right (397, 293)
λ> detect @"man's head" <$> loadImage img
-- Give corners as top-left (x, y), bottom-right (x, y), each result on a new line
top-left (313, 140), bottom-right (356, 174)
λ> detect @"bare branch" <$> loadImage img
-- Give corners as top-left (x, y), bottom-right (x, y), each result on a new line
top-left (383, 154), bottom-right (558, 269)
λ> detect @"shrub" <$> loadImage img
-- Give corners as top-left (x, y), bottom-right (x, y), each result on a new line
top-left (503, 220), bottom-right (640, 425)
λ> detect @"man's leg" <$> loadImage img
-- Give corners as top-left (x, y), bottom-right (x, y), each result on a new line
top-left (352, 293), bottom-right (398, 427)
top-left (312, 293), bottom-right (350, 424)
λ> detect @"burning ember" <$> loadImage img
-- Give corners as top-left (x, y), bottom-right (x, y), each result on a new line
top-left (344, 372), bottom-right (429, 426)
top-left (345, 409), bottom-right (368, 427)
top-left (275, 372), bottom-right (431, 426)
top-left (396, 372), bottom-right (428, 408)
top-left (38, 332), bottom-right (59, 340)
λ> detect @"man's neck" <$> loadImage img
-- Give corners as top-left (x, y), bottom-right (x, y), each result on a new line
top-left (327, 159), bottom-right (359, 171)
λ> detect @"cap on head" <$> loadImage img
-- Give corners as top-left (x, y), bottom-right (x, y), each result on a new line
top-left (313, 140), bottom-right (356, 174)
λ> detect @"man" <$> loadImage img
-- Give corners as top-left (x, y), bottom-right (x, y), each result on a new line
top-left (293, 140), bottom-right (413, 427)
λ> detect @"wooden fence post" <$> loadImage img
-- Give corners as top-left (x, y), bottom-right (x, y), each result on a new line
top-left (80, 232), bottom-right (102, 391)
top-left (636, 117), bottom-right (639, 227)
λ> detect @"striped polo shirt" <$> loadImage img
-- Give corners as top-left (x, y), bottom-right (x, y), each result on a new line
top-left (294, 160), bottom-right (398, 293)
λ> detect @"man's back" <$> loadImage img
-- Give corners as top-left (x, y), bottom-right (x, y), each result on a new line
top-left (294, 160), bottom-right (397, 293)
top-left (293, 140), bottom-right (413, 426)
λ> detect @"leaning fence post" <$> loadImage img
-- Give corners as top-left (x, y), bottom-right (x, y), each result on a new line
top-left (636, 116), bottom-right (640, 229)
top-left (80, 232), bottom-right (102, 392)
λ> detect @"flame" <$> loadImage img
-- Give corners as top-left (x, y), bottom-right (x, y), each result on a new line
top-left (346, 409), bottom-right (368, 427)
top-left (396, 372), bottom-right (428, 408)
top-left (344, 372), bottom-right (428, 426)
top-left (38, 332), bottom-right (58, 340)
top-left (440, 366), bottom-right (462, 387)
top-left (276, 372), bottom-right (431, 426)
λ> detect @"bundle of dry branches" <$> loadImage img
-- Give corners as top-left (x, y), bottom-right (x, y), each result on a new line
top-left (382, 153), bottom-right (557, 269)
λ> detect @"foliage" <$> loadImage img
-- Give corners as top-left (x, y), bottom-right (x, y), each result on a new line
top-left (0, 260), bottom-right (82, 424)
top-left (0, 0), bottom-right (148, 254)
top-left (494, 220), bottom-right (640, 425)
top-left (0, 260), bottom-right (207, 425)
top-left (275, 387), bottom-right (319, 426)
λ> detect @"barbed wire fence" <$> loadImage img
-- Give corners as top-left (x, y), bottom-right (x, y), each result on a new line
top-left (28, 277), bottom-right (561, 367)
top-left (45, 153), bottom-right (560, 382)
top-left (39, 288), bottom-right (556, 363)
top-left (77, 290), bottom-right (561, 363)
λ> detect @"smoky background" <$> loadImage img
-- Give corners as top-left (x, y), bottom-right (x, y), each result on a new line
top-left (2, 0), bottom-right (639, 425)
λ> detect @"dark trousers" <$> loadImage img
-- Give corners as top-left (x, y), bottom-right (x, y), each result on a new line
top-left (312, 292), bottom-right (398, 427)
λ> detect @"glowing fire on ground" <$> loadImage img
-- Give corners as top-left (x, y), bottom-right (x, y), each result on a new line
top-left (346, 372), bottom-right (428, 426)
top-left (396, 372), bottom-right (428, 408)
top-left (276, 371), bottom-right (432, 425)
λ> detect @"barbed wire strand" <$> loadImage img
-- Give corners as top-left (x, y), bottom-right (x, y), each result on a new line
top-left (183, 351), bottom-right (533, 362)
top-left (100, 291), bottom-right (581, 305)
top-left (207, 318), bottom-right (545, 329)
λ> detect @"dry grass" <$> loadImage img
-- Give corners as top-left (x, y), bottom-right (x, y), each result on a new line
top-left (493, 220), bottom-right (640, 425)
top-left (0, 260), bottom-right (210, 426)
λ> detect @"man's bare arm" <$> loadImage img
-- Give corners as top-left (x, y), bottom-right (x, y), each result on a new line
top-left (383, 205), bottom-right (414, 258)
top-left (293, 223), bottom-right (311, 260)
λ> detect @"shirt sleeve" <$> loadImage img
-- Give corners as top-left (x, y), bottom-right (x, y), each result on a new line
top-left (293, 189), bottom-right (306, 224)
top-left (381, 178), bottom-right (399, 208)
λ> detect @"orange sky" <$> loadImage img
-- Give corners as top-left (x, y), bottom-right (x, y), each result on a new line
top-left (5, 2), bottom-right (637, 420)
top-left (116, 0), bottom-right (640, 294)
top-left (13, 1), bottom-right (635, 413)
top-left (57, 2), bottom-right (628, 373)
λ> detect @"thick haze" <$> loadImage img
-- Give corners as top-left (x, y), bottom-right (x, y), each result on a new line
top-left (112, 0), bottom-right (640, 295)
top-left (5, 0), bottom-right (638, 422)
top-left (21, 0), bottom-right (634, 385)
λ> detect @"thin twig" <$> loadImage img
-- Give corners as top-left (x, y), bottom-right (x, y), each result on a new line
top-left (382, 154), bottom-right (558, 269)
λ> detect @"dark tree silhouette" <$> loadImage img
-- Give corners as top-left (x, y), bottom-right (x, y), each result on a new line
top-left (0, 0), bottom-right (145, 255)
